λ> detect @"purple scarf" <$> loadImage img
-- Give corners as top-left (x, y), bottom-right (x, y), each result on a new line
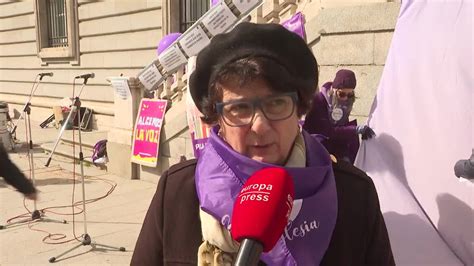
top-left (195, 126), bottom-right (337, 265)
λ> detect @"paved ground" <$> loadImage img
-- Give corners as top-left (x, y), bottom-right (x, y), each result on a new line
top-left (0, 121), bottom-right (157, 265)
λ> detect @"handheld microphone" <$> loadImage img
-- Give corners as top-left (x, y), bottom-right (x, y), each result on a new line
top-left (454, 149), bottom-right (474, 179)
top-left (75, 73), bottom-right (95, 79)
top-left (231, 167), bottom-right (294, 266)
top-left (38, 72), bottom-right (53, 80)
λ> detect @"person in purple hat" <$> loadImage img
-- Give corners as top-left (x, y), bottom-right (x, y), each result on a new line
top-left (303, 69), bottom-right (375, 164)
top-left (131, 23), bottom-right (393, 266)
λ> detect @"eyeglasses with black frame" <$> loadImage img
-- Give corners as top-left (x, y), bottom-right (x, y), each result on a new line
top-left (215, 92), bottom-right (298, 127)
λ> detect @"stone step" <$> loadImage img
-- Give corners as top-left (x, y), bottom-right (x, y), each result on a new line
top-left (41, 142), bottom-right (94, 163)
top-left (40, 141), bottom-right (107, 176)
top-left (59, 130), bottom-right (108, 149)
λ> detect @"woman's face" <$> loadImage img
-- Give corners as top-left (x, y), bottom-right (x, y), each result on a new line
top-left (333, 88), bottom-right (355, 102)
top-left (217, 78), bottom-right (299, 165)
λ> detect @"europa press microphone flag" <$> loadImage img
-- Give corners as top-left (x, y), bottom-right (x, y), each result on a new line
top-left (231, 167), bottom-right (294, 266)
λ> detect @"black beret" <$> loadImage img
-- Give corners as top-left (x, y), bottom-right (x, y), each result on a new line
top-left (189, 22), bottom-right (318, 113)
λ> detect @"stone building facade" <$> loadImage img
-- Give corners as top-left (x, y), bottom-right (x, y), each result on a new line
top-left (0, 0), bottom-right (400, 182)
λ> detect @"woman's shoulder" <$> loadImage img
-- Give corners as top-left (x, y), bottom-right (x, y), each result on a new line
top-left (167, 159), bottom-right (197, 176)
top-left (333, 159), bottom-right (371, 180)
top-left (159, 159), bottom-right (198, 190)
top-left (331, 160), bottom-right (377, 194)
top-left (159, 159), bottom-right (200, 215)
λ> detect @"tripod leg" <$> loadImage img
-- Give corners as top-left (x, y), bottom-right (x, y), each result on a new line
top-left (48, 233), bottom-right (125, 263)
top-left (0, 215), bottom-right (37, 229)
top-left (48, 241), bottom-right (84, 263)
top-left (92, 242), bottom-right (126, 252)
top-left (39, 217), bottom-right (67, 224)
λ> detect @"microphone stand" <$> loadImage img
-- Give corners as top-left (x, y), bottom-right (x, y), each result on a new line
top-left (0, 74), bottom-right (67, 230)
top-left (47, 76), bottom-right (125, 263)
top-left (9, 75), bottom-right (42, 145)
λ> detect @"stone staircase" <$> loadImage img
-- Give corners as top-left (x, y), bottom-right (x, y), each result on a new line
top-left (40, 130), bottom-right (109, 176)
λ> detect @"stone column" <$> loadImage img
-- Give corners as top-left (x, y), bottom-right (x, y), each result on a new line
top-left (107, 77), bottom-right (142, 179)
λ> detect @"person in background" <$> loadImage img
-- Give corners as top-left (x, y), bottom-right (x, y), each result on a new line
top-left (131, 22), bottom-right (393, 265)
top-left (0, 145), bottom-right (37, 200)
top-left (303, 69), bottom-right (375, 164)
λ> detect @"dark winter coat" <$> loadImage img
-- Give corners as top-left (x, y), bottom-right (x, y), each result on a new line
top-left (0, 145), bottom-right (36, 195)
top-left (131, 159), bottom-right (394, 266)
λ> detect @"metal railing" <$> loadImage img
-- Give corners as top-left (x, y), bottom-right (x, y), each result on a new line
top-left (46, 0), bottom-right (69, 47)
top-left (179, 0), bottom-right (209, 32)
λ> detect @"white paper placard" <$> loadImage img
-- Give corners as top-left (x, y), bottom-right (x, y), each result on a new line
top-left (110, 77), bottom-right (132, 100)
top-left (136, 0), bottom-right (264, 90)
top-left (232, 0), bottom-right (261, 14)
top-left (138, 63), bottom-right (163, 90)
top-left (158, 44), bottom-right (188, 72)
top-left (201, 2), bottom-right (237, 36)
top-left (179, 25), bottom-right (211, 57)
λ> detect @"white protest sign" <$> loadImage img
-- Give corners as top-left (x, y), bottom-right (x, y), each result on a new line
top-left (232, 0), bottom-right (262, 14)
top-left (179, 24), bottom-right (211, 57)
top-left (158, 44), bottom-right (188, 73)
top-left (138, 62), bottom-right (163, 91)
top-left (201, 2), bottom-right (237, 36)
top-left (136, 0), bottom-right (264, 91)
top-left (110, 77), bottom-right (132, 100)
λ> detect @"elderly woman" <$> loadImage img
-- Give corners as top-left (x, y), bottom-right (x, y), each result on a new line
top-left (131, 22), bottom-right (394, 266)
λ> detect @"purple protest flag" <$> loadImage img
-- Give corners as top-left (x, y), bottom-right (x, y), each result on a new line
top-left (191, 132), bottom-right (209, 159)
top-left (355, 0), bottom-right (472, 264)
top-left (281, 12), bottom-right (306, 40)
top-left (185, 75), bottom-right (211, 159)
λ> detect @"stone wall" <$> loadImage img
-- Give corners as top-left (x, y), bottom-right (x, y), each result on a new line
top-left (0, 0), bottom-right (163, 130)
top-left (136, 1), bottom-right (402, 182)
top-left (306, 2), bottom-right (400, 123)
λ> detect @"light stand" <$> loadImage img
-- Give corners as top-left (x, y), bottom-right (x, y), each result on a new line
top-left (0, 73), bottom-right (67, 230)
top-left (47, 74), bottom-right (125, 263)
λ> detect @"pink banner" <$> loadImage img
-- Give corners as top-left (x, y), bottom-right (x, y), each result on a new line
top-left (131, 99), bottom-right (167, 167)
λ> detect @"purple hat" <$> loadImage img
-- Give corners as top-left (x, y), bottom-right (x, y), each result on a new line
top-left (332, 69), bottom-right (356, 89)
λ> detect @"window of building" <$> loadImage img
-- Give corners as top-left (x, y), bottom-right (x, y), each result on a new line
top-left (46, 0), bottom-right (69, 47)
top-left (179, 0), bottom-right (210, 32)
top-left (35, 0), bottom-right (79, 65)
